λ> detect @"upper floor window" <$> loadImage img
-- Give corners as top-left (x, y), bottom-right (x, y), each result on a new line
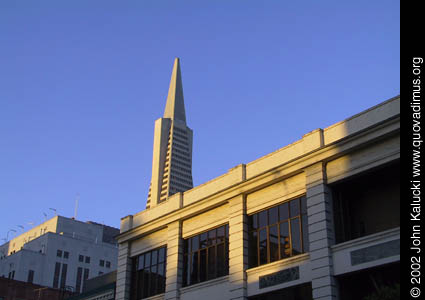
top-left (85, 256), bottom-right (90, 264)
top-left (183, 224), bottom-right (229, 287)
top-left (99, 259), bottom-right (105, 267)
top-left (57, 250), bottom-right (62, 257)
top-left (131, 247), bottom-right (167, 299)
top-left (106, 261), bottom-right (111, 268)
top-left (78, 255), bottom-right (84, 262)
top-left (64, 251), bottom-right (69, 259)
top-left (248, 196), bottom-right (309, 268)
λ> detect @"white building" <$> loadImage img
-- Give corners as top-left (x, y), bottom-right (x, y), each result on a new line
top-left (0, 216), bottom-right (119, 293)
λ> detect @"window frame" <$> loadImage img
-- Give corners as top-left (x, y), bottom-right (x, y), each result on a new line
top-left (182, 224), bottom-right (229, 287)
top-left (248, 195), bottom-right (309, 268)
top-left (131, 246), bottom-right (167, 300)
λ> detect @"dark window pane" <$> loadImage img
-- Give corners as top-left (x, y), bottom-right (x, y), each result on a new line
top-left (106, 261), bottom-right (111, 268)
top-left (79, 255), bottom-right (84, 262)
top-left (225, 224), bottom-right (229, 239)
top-left (269, 225), bottom-right (279, 263)
top-left (64, 251), bottom-right (69, 259)
top-left (85, 256), bottom-right (90, 264)
top-left (200, 232), bottom-right (208, 249)
top-left (137, 254), bottom-right (145, 270)
top-left (76, 267), bottom-right (83, 293)
top-left (269, 207), bottom-right (278, 224)
top-left (183, 254), bottom-right (188, 286)
top-left (143, 268), bottom-right (149, 298)
top-left (217, 243), bottom-right (226, 276)
top-left (157, 263), bottom-right (165, 292)
top-left (208, 229), bottom-right (216, 246)
top-left (150, 265), bottom-right (157, 296)
top-left (136, 270), bottom-right (144, 299)
top-left (259, 228), bottom-right (268, 265)
top-left (291, 217), bottom-right (302, 255)
top-left (249, 214), bottom-right (258, 230)
top-left (191, 236), bottom-right (199, 252)
top-left (280, 221), bottom-right (290, 258)
top-left (217, 226), bottom-right (225, 243)
top-left (53, 262), bottom-right (60, 288)
top-left (145, 252), bottom-right (151, 268)
top-left (290, 199), bottom-right (300, 217)
top-left (158, 248), bottom-right (165, 263)
top-left (57, 250), bottom-right (62, 257)
top-left (190, 252), bottom-right (199, 284)
top-left (249, 231), bottom-right (258, 267)
top-left (152, 250), bottom-right (158, 266)
top-left (301, 196), bottom-right (307, 214)
top-left (27, 270), bottom-right (34, 284)
top-left (184, 239), bottom-right (189, 254)
top-left (208, 247), bottom-right (216, 279)
top-left (100, 259), bottom-right (105, 267)
top-left (60, 264), bottom-right (68, 288)
top-left (259, 210), bottom-right (268, 228)
top-left (200, 249), bottom-right (207, 281)
top-left (279, 203), bottom-right (289, 221)
top-left (302, 215), bottom-right (309, 252)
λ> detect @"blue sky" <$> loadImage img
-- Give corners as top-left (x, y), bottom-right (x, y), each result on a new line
top-left (0, 0), bottom-right (399, 239)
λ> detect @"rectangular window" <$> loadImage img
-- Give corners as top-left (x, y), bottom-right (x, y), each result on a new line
top-left (64, 251), bottom-right (69, 259)
top-left (183, 224), bottom-right (229, 287)
top-left (248, 196), bottom-right (309, 268)
top-left (78, 255), bottom-right (84, 262)
top-left (75, 267), bottom-right (83, 293)
top-left (57, 249), bottom-right (62, 257)
top-left (83, 268), bottom-right (89, 290)
top-left (85, 256), bottom-right (90, 264)
top-left (60, 263), bottom-right (68, 288)
top-left (27, 270), bottom-right (35, 283)
top-left (53, 262), bottom-right (61, 288)
top-left (106, 261), bottom-right (111, 268)
top-left (130, 246), bottom-right (167, 299)
top-left (99, 259), bottom-right (105, 267)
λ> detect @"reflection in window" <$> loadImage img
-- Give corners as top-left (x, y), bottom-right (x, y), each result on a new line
top-left (183, 224), bottom-right (229, 286)
top-left (248, 196), bottom-right (309, 268)
top-left (131, 247), bottom-right (166, 299)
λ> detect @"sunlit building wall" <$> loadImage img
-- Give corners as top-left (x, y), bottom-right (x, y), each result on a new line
top-left (117, 68), bottom-right (400, 299)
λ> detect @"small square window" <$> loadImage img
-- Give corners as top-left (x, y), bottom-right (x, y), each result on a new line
top-left (85, 256), bottom-right (90, 264)
top-left (99, 260), bottom-right (105, 267)
top-left (64, 251), bottom-right (69, 259)
top-left (57, 250), bottom-right (62, 257)
top-left (106, 261), bottom-right (111, 268)
top-left (79, 255), bottom-right (84, 262)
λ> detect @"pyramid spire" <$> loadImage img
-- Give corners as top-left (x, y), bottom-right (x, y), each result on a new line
top-left (146, 58), bottom-right (193, 209)
top-left (163, 57), bottom-right (186, 123)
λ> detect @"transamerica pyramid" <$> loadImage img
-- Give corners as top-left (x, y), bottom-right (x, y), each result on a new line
top-left (146, 58), bottom-right (193, 208)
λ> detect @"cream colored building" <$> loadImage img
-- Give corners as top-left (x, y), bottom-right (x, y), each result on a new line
top-left (117, 61), bottom-right (400, 300)
top-left (146, 58), bottom-right (193, 209)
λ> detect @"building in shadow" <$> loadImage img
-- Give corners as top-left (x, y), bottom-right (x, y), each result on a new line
top-left (0, 216), bottom-right (119, 294)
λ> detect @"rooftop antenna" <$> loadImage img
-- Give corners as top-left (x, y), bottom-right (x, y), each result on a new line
top-left (49, 208), bottom-right (57, 216)
top-left (74, 193), bottom-right (80, 220)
